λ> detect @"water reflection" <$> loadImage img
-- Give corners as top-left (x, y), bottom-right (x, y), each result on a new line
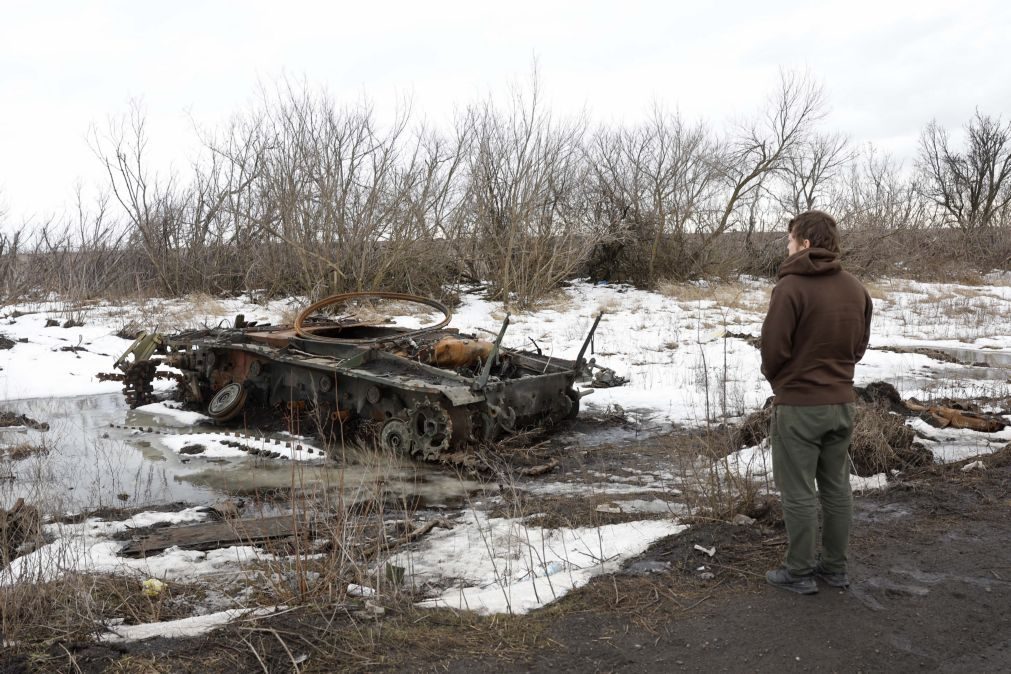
top-left (1, 394), bottom-right (485, 513)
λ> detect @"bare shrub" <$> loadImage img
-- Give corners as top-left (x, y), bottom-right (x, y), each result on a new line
top-left (0, 213), bottom-right (29, 303)
top-left (453, 75), bottom-right (599, 307)
top-left (212, 81), bottom-right (462, 301)
top-left (833, 145), bottom-right (930, 276)
top-left (587, 105), bottom-right (719, 286)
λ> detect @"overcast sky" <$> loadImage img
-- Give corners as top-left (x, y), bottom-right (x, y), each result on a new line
top-left (1, 0), bottom-right (1009, 225)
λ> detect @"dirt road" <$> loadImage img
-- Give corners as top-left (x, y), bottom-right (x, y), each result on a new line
top-left (446, 448), bottom-right (1011, 673)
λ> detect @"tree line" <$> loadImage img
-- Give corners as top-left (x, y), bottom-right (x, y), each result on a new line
top-left (1, 72), bottom-right (1009, 307)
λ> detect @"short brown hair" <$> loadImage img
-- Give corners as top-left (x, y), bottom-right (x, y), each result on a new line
top-left (788, 210), bottom-right (840, 253)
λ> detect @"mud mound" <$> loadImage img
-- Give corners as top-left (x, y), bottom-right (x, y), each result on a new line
top-left (732, 382), bottom-right (933, 476)
top-left (854, 381), bottom-right (907, 414)
top-left (0, 411), bottom-right (49, 431)
top-left (0, 334), bottom-right (14, 350)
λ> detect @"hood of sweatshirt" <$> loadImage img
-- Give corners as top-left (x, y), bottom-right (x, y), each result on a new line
top-left (777, 247), bottom-right (841, 279)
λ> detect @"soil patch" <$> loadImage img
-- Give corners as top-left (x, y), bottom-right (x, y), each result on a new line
top-left (0, 411), bottom-right (49, 431)
top-left (876, 345), bottom-right (964, 364)
top-left (441, 446), bottom-right (1011, 673)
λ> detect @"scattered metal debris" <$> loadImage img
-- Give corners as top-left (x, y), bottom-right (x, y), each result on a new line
top-left (693, 544), bottom-right (716, 557)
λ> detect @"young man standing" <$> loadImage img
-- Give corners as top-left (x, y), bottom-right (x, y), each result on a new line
top-left (760, 210), bottom-right (873, 594)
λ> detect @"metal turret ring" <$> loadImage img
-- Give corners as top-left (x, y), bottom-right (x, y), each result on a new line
top-left (294, 292), bottom-right (451, 344)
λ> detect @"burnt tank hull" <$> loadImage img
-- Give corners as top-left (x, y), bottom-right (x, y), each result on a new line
top-left (108, 293), bottom-right (611, 460)
top-left (164, 324), bottom-right (582, 458)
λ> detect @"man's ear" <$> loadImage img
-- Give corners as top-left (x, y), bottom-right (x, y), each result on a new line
top-left (801, 239), bottom-right (812, 250)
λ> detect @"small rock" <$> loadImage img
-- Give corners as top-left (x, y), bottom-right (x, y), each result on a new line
top-left (626, 560), bottom-right (671, 575)
top-left (352, 600), bottom-right (385, 620)
top-left (179, 444), bottom-right (206, 455)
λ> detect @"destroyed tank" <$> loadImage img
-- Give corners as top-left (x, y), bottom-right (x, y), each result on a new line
top-left (107, 292), bottom-right (617, 460)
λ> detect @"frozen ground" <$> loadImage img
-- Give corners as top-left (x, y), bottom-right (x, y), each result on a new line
top-left (3, 278), bottom-right (1010, 424)
top-left (2, 277), bottom-right (1010, 619)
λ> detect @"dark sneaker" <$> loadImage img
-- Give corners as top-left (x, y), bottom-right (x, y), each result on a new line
top-left (766, 567), bottom-right (818, 595)
top-left (814, 565), bottom-right (850, 589)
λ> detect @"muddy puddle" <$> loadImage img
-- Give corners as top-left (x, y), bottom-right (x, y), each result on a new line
top-left (0, 393), bottom-right (485, 512)
top-left (871, 345), bottom-right (1011, 398)
top-left (930, 346), bottom-right (1011, 368)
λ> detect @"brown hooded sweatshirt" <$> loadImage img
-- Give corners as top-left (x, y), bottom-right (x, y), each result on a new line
top-left (760, 247), bottom-right (872, 405)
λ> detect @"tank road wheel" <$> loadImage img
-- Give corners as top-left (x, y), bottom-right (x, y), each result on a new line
top-left (564, 388), bottom-right (581, 420)
top-left (380, 419), bottom-right (412, 454)
top-left (468, 410), bottom-right (497, 444)
top-left (410, 401), bottom-right (453, 461)
top-left (208, 382), bottom-right (247, 422)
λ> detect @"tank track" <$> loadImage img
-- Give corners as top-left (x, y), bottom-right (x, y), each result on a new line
top-left (111, 423), bottom-right (482, 469)
top-left (97, 361), bottom-right (180, 408)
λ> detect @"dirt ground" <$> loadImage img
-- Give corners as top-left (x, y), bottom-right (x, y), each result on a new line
top-left (447, 447), bottom-right (1011, 674)
top-left (3, 441), bottom-right (1009, 673)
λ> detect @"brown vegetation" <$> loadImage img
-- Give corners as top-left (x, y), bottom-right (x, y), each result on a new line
top-left (1, 75), bottom-right (1008, 310)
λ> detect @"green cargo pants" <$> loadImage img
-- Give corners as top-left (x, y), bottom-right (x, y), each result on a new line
top-left (770, 403), bottom-right (855, 576)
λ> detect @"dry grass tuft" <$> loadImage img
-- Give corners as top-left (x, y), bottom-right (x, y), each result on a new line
top-left (863, 281), bottom-right (890, 301)
top-left (656, 279), bottom-right (770, 313)
top-left (3, 442), bottom-right (49, 461)
top-left (849, 405), bottom-right (933, 476)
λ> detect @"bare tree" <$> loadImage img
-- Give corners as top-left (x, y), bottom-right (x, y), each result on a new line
top-left (588, 105), bottom-right (719, 284)
top-left (699, 71), bottom-right (826, 258)
top-left (837, 144), bottom-right (926, 231)
top-left (918, 111), bottom-right (1011, 230)
top-left (210, 80), bottom-right (463, 299)
top-left (772, 131), bottom-right (851, 214)
top-left (459, 75), bottom-right (595, 306)
top-left (91, 101), bottom-right (240, 294)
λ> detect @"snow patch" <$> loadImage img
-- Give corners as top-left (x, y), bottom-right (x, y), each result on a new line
top-left (392, 510), bottom-right (685, 614)
top-left (100, 607), bottom-right (280, 642)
